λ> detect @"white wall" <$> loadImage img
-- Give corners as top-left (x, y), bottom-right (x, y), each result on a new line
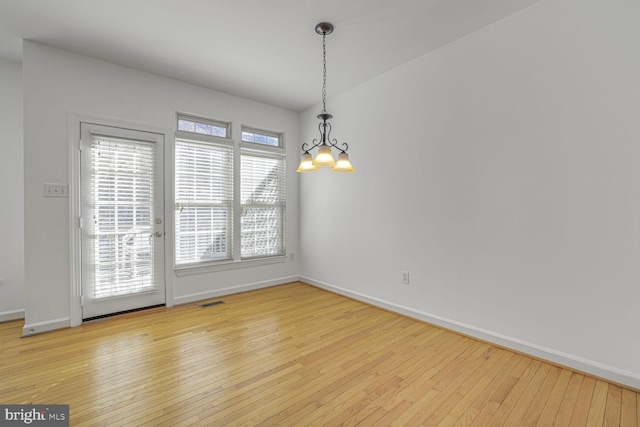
top-left (300, 0), bottom-right (640, 388)
top-left (0, 59), bottom-right (24, 321)
top-left (22, 42), bottom-right (300, 333)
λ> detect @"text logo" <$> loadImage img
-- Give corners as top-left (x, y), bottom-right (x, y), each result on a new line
top-left (1, 405), bottom-right (69, 426)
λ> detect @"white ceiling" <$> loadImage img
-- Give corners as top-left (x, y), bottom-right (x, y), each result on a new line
top-left (0, 0), bottom-right (540, 111)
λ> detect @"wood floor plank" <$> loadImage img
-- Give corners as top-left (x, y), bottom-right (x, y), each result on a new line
top-left (621, 387), bottom-right (638, 426)
top-left (571, 375), bottom-right (597, 425)
top-left (586, 379), bottom-right (609, 427)
top-left (603, 384), bottom-right (623, 427)
top-left (0, 282), bottom-right (638, 426)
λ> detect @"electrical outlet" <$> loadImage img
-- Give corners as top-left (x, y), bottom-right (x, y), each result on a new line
top-left (289, 252), bottom-right (295, 262)
top-left (402, 271), bottom-right (410, 285)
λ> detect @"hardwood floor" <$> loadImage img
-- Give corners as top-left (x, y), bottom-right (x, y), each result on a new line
top-left (1, 282), bottom-right (638, 426)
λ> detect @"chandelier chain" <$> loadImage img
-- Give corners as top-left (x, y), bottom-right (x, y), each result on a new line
top-left (322, 31), bottom-right (327, 114)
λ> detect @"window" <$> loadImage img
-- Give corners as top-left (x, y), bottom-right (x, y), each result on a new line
top-left (175, 133), bottom-right (234, 267)
top-left (241, 151), bottom-right (286, 259)
top-left (174, 115), bottom-right (285, 269)
top-left (177, 114), bottom-right (229, 138)
top-left (242, 127), bottom-right (282, 148)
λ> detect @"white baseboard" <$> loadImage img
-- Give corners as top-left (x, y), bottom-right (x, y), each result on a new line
top-left (22, 317), bottom-right (71, 337)
top-left (174, 275), bottom-right (300, 306)
top-left (0, 309), bottom-right (25, 323)
top-left (302, 276), bottom-right (640, 390)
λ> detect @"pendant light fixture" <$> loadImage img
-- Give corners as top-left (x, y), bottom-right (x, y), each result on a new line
top-left (297, 22), bottom-right (354, 173)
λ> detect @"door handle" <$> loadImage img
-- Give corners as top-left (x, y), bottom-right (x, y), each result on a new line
top-left (155, 231), bottom-right (163, 238)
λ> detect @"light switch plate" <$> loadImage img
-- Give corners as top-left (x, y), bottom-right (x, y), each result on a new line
top-left (44, 183), bottom-right (69, 198)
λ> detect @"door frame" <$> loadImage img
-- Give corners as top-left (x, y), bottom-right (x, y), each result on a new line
top-left (69, 114), bottom-right (175, 327)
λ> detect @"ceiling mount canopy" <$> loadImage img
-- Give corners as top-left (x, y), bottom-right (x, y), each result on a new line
top-left (297, 22), bottom-right (354, 173)
top-left (315, 22), bottom-right (334, 36)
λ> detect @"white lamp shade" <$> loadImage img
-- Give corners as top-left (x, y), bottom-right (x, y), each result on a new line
top-left (332, 152), bottom-right (354, 173)
top-left (312, 144), bottom-right (336, 167)
top-left (297, 152), bottom-right (318, 172)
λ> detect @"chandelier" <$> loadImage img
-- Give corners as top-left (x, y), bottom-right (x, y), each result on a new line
top-left (297, 22), bottom-right (354, 173)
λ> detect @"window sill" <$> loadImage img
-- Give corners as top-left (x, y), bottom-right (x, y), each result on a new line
top-left (174, 255), bottom-right (286, 277)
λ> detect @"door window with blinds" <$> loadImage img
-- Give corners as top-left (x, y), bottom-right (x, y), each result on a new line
top-left (80, 123), bottom-right (165, 319)
top-left (88, 137), bottom-right (155, 295)
top-left (174, 115), bottom-right (285, 269)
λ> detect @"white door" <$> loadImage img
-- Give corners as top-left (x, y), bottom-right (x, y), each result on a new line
top-left (80, 123), bottom-right (165, 319)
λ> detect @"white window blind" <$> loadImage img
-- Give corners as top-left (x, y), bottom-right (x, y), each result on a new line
top-left (175, 138), bottom-right (234, 266)
top-left (241, 151), bottom-right (286, 259)
top-left (87, 135), bottom-right (156, 298)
